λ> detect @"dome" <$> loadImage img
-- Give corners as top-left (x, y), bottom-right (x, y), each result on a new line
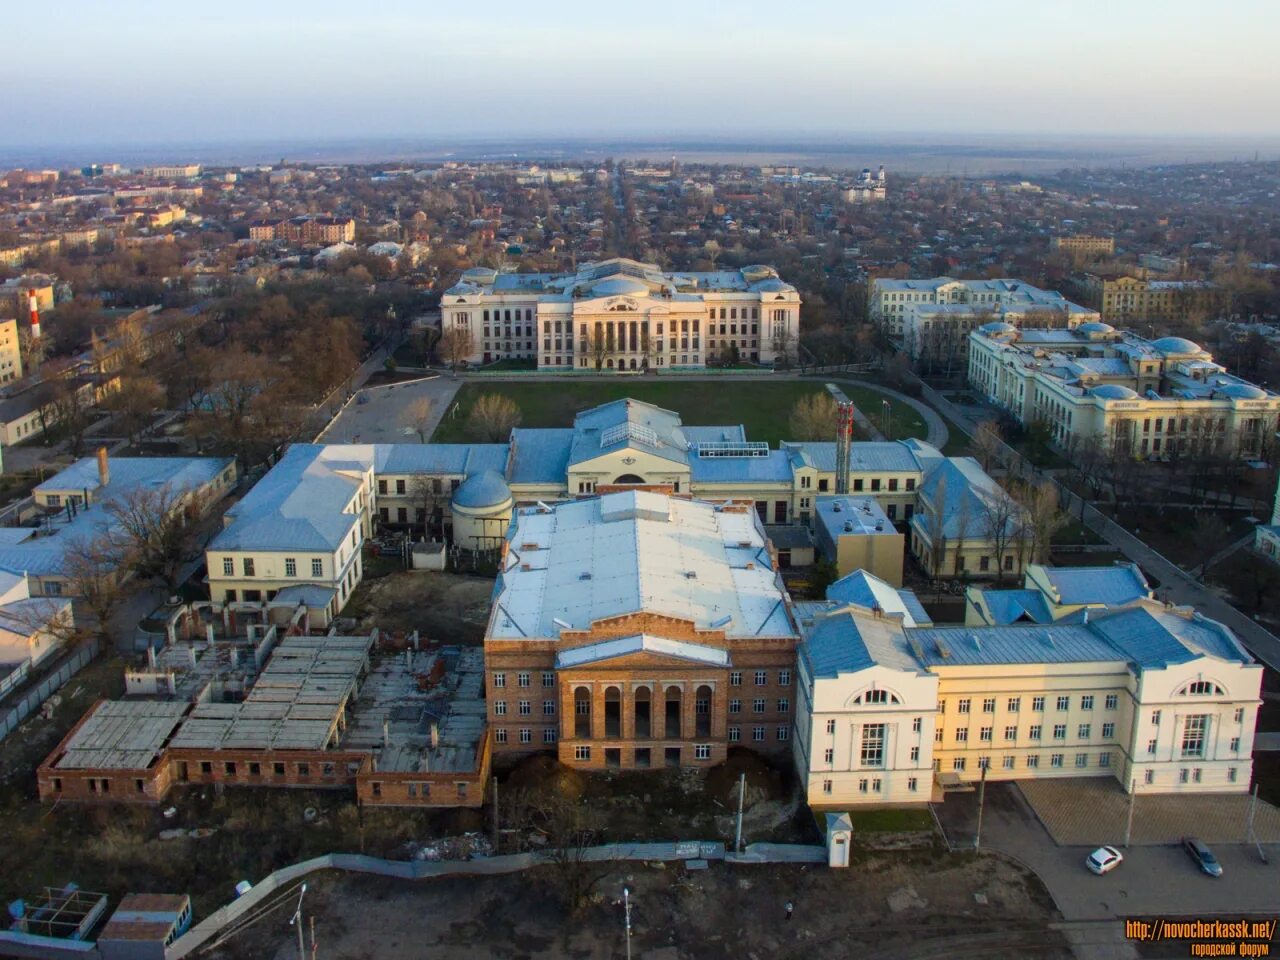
top-left (590, 276), bottom-right (650, 297)
top-left (980, 321), bottom-right (1017, 335)
top-left (753, 278), bottom-right (795, 293)
top-left (1216, 383), bottom-right (1267, 399)
top-left (1077, 321), bottom-right (1114, 335)
top-left (1091, 384), bottom-right (1139, 401)
top-left (740, 264), bottom-right (777, 283)
top-left (451, 470), bottom-right (512, 510)
top-left (1151, 336), bottom-right (1202, 356)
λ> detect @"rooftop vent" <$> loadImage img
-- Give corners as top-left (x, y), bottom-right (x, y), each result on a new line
top-left (684, 571), bottom-right (698, 579)
top-left (578, 572), bottom-right (592, 581)
top-left (844, 521), bottom-right (854, 532)
top-left (832, 502), bottom-right (842, 512)
top-left (520, 542), bottom-right (539, 551)
top-left (552, 617), bottom-right (573, 631)
top-left (935, 636), bottom-right (952, 659)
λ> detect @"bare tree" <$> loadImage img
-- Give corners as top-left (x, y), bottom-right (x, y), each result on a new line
top-left (971, 420), bottom-right (1005, 473)
top-left (49, 380), bottom-right (94, 459)
top-left (437, 325), bottom-right (475, 371)
top-left (400, 395), bottom-right (435, 442)
top-left (103, 374), bottom-right (165, 447)
top-left (60, 529), bottom-right (135, 645)
top-left (409, 476), bottom-right (442, 536)
top-left (980, 487), bottom-right (1028, 584)
top-left (1013, 478), bottom-right (1069, 565)
top-left (1192, 512), bottom-right (1232, 580)
top-left (584, 325), bottom-right (610, 371)
top-left (467, 393), bottom-right (523, 442)
top-left (107, 484), bottom-right (211, 593)
top-left (534, 791), bottom-right (609, 917)
top-left (788, 393), bottom-right (839, 441)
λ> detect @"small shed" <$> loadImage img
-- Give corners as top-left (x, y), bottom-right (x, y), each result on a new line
top-left (825, 812), bottom-right (853, 868)
top-left (97, 894), bottom-right (192, 960)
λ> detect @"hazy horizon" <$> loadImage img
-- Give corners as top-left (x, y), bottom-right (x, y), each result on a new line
top-left (4, 0), bottom-right (1279, 163)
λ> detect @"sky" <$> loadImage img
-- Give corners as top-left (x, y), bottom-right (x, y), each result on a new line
top-left (2, 0), bottom-right (1279, 149)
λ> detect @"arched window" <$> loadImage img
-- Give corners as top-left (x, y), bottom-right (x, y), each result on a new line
top-left (574, 686), bottom-right (591, 738)
top-left (1177, 681), bottom-right (1224, 696)
top-left (852, 688), bottom-right (901, 705)
top-left (634, 686), bottom-right (651, 739)
top-left (613, 474), bottom-right (645, 485)
top-left (604, 686), bottom-right (621, 738)
top-left (665, 685), bottom-right (683, 739)
top-left (695, 684), bottom-right (713, 737)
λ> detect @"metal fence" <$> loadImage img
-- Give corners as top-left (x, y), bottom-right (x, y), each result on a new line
top-left (0, 640), bottom-right (100, 742)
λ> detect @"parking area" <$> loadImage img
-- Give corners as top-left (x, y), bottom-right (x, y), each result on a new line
top-left (933, 781), bottom-right (1279, 921)
top-left (1019, 776), bottom-right (1280, 845)
top-left (317, 374), bottom-right (461, 444)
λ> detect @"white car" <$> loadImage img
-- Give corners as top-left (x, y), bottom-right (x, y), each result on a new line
top-left (1086, 846), bottom-right (1124, 875)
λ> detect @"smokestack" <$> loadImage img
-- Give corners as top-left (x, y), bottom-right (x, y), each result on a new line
top-left (382, 720), bottom-right (390, 749)
top-left (146, 645), bottom-right (156, 669)
top-left (96, 447), bottom-right (110, 487)
top-left (28, 293), bottom-right (40, 340)
top-left (430, 722), bottom-right (439, 749)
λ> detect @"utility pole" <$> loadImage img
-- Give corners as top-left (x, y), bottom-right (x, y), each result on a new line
top-left (882, 399), bottom-right (891, 440)
top-left (622, 886), bottom-right (633, 960)
top-left (309, 915), bottom-right (317, 960)
top-left (973, 763), bottom-right (988, 850)
top-left (289, 883), bottom-right (308, 960)
top-left (1124, 777), bottom-right (1137, 848)
top-left (734, 772), bottom-right (746, 853)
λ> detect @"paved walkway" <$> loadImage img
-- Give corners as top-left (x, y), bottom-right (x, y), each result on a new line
top-left (824, 377), bottom-right (951, 449)
top-left (1018, 776), bottom-right (1280, 846)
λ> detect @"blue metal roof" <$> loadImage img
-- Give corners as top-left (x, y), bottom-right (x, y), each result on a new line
top-left (1041, 565), bottom-right (1150, 606)
top-left (211, 445), bottom-right (365, 553)
top-left (910, 622), bottom-right (1121, 666)
top-left (690, 450), bottom-right (793, 484)
top-left (508, 428), bottom-right (573, 485)
top-left (1085, 605), bottom-right (1250, 667)
top-left (377, 444), bottom-right (508, 476)
top-left (971, 588), bottom-right (1055, 625)
top-left (801, 608), bottom-right (930, 679)
top-left (452, 470), bottom-right (512, 509)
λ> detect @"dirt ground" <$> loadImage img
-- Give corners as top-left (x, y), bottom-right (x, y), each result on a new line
top-left (216, 853), bottom-right (1068, 960)
top-left (345, 570), bottom-right (494, 643)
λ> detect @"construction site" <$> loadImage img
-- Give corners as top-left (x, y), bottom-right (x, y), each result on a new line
top-left (37, 602), bottom-right (491, 811)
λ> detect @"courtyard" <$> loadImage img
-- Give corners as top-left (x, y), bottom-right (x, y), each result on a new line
top-left (429, 377), bottom-right (931, 446)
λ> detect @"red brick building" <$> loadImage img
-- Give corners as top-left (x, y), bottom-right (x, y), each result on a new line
top-left (485, 491), bottom-right (800, 770)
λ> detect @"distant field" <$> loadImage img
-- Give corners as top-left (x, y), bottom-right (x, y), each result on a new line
top-left (431, 378), bottom-right (928, 445)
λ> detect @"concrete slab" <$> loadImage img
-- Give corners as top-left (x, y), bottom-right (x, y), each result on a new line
top-left (318, 376), bottom-right (461, 445)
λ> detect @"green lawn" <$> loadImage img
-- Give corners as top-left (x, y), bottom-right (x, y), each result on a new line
top-left (433, 379), bottom-right (930, 446)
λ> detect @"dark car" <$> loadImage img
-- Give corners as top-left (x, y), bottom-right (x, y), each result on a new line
top-left (1181, 836), bottom-right (1223, 877)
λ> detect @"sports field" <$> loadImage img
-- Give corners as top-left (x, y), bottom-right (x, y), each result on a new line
top-left (430, 378), bottom-right (929, 446)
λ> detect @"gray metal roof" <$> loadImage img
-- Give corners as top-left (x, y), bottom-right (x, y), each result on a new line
top-left (491, 492), bottom-right (796, 641)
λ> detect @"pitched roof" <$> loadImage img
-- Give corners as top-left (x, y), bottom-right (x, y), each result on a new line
top-left (1038, 564), bottom-right (1151, 606)
top-left (490, 492), bottom-right (795, 641)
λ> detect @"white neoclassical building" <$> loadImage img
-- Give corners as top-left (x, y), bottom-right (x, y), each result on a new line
top-left (968, 323), bottom-right (1280, 459)
top-left (440, 258), bottom-right (801, 370)
top-left (870, 277), bottom-right (1096, 339)
top-left (794, 590), bottom-right (1263, 807)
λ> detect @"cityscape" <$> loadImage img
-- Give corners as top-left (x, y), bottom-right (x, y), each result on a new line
top-left (1, 3), bottom-right (1279, 959)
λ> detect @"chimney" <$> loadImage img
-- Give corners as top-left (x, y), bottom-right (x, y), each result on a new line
top-left (382, 720), bottom-right (391, 748)
top-left (28, 293), bottom-right (40, 340)
top-left (96, 447), bottom-right (110, 487)
top-left (430, 723), bottom-right (439, 749)
top-left (146, 645), bottom-right (156, 669)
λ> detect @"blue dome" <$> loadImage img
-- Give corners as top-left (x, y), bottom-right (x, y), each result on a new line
top-left (452, 470), bottom-right (512, 509)
top-left (1091, 384), bottom-right (1139, 401)
top-left (590, 276), bottom-right (649, 297)
top-left (1151, 336), bottom-right (1201, 355)
top-left (980, 321), bottom-right (1017, 335)
top-left (1217, 383), bottom-right (1267, 399)
top-left (1077, 321), bottom-right (1114, 335)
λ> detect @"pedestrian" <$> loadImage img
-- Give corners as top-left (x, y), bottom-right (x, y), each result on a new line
top-left (784, 900), bottom-right (794, 921)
